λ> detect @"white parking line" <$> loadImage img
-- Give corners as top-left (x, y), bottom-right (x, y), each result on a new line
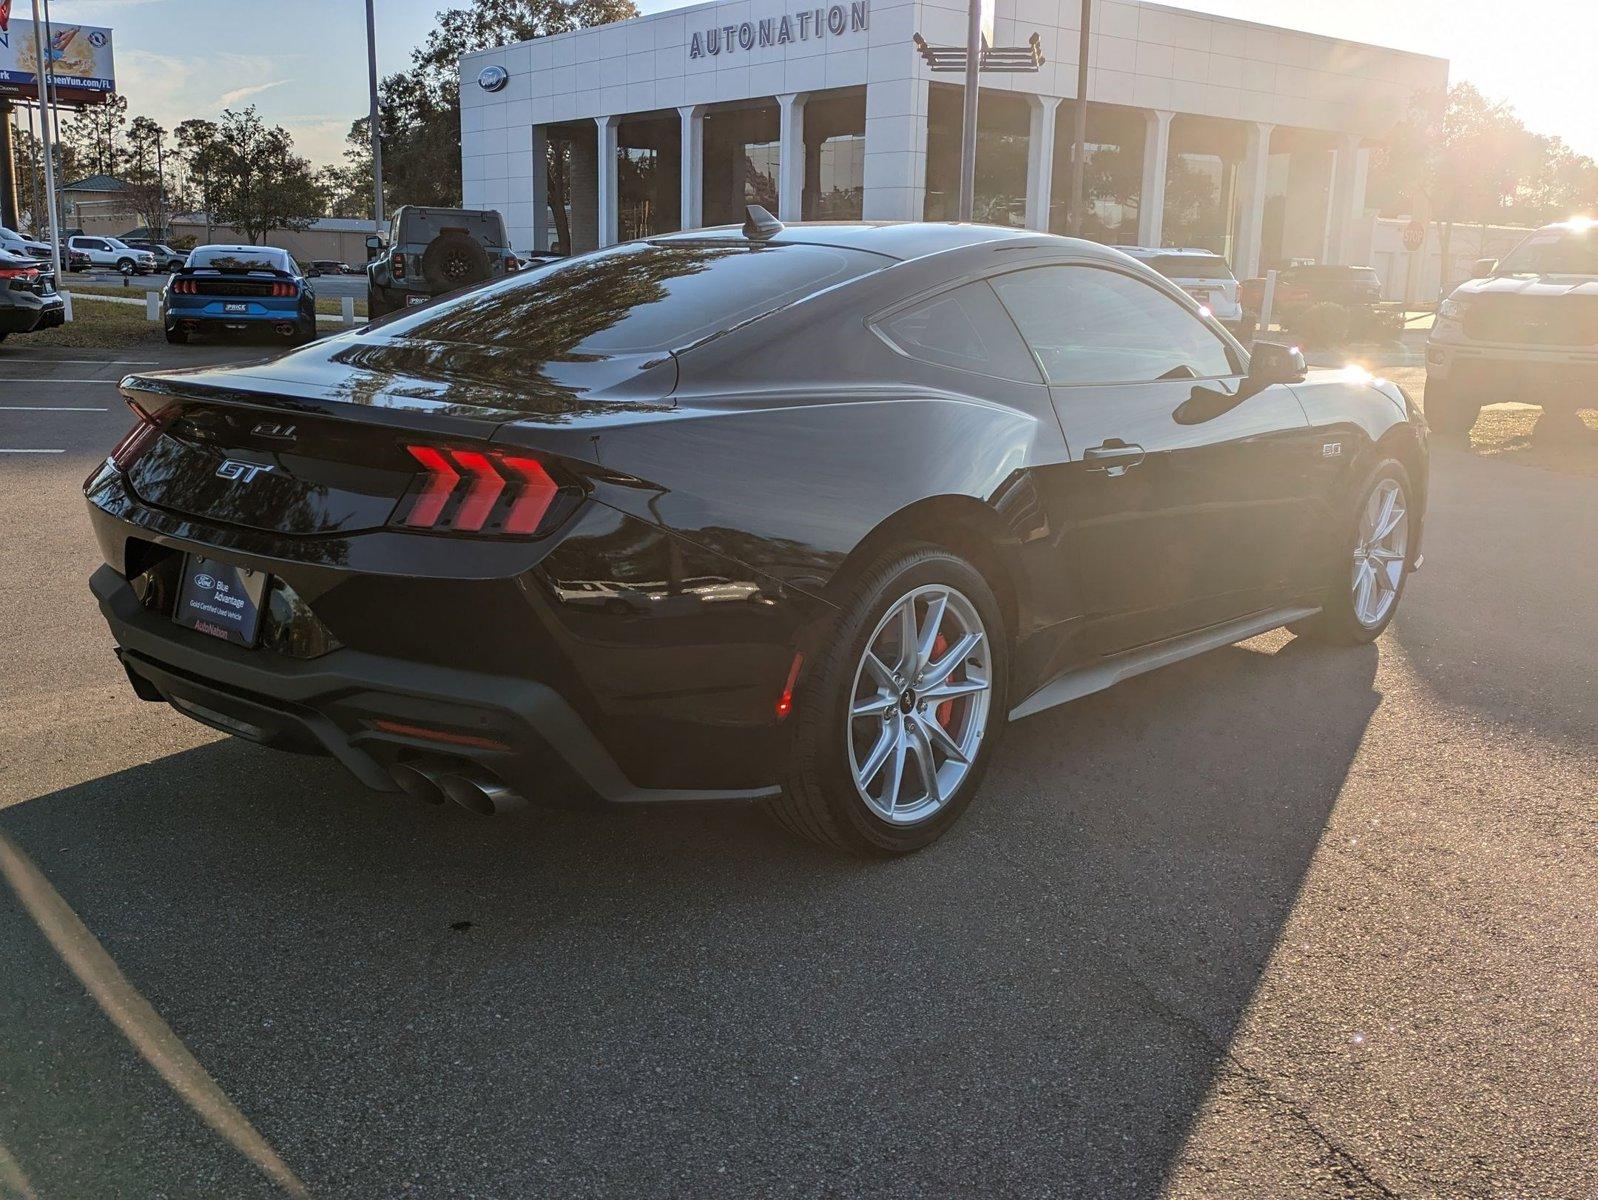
top-left (0, 358), bottom-right (157, 365)
top-left (0, 405), bottom-right (108, 411)
top-left (0, 448), bottom-right (65, 453)
top-left (0, 378), bottom-right (124, 384)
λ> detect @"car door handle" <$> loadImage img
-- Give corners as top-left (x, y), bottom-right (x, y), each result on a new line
top-left (1084, 440), bottom-right (1146, 477)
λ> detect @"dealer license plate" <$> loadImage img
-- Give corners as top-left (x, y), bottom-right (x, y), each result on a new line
top-left (173, 556), bottom-right (269, 647)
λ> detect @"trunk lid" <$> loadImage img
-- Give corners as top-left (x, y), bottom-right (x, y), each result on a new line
top-left (119, 331), bottom-right (675, 536)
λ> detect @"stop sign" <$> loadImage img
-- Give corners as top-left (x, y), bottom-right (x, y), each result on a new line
top-left (1403, 219), bottom-right (1426, 252)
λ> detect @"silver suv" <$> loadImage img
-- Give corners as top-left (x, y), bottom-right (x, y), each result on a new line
top-left (1426, 220), bottom-right (1598, 434)
top-left (1120, 247), bottom-right (1245, 334)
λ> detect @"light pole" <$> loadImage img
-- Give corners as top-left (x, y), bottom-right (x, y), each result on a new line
top-left (30, 0), bottom-right (67, 319)
top-left (365, 0), bottom-right (385, 231)
top-left (955, 0), bottom-right (982, 221)
top-left (1066, 0), bottom-right (1091, 237)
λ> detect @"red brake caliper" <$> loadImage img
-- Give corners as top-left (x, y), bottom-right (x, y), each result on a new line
top-left (931, 633), bottom-right (954, 729)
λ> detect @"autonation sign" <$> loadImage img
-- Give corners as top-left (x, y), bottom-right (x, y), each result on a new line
top-left (690, 0), bottom-right (868, 58)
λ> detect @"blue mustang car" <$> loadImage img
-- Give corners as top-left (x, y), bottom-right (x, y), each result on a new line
top-left (163, 244), bottom-right (318, 345)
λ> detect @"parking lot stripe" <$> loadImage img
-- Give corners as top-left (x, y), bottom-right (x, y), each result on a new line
top-left (0, 448), bottom-right (66, 453)
top-left (0, 378), bottom-right (124, 384)
top-left (0, 405), bottom-right (109, 411)
top-left (0, 358), bottom-right (157, 365)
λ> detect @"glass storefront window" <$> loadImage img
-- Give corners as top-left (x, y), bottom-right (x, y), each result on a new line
top-left (812, 134), bottom-right (865, 219)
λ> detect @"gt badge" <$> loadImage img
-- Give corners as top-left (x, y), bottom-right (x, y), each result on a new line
top-left (216, 460), bottom-right (275, 483)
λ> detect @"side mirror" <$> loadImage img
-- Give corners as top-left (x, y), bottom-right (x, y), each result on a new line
top-left (1473, 257), bottom-right (1498, 278)
top-left (365, 234), bottom-right (383, 261)
top-left (1247, 340), bottom-right (1306, 386)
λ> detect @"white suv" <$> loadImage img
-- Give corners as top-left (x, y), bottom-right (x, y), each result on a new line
top-left (66, 235), bottom-right (157, 275)
top-left (1120, 247), bottom-right (1245, 334)
top-left (1426, 219), bottom-right (1598, 435)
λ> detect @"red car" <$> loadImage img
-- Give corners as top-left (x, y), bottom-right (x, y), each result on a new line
top-left (1240, 265), bottom-right (1385, 322)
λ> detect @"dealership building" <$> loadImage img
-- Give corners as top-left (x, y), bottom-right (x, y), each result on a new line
top-left (459, 0), bottom-right (1446, 275)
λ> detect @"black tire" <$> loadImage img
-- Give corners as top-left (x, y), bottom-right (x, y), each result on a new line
top-left (1423, 373), bottom-right (1480, 436)
top-left (420, 232), bottom-right (491, 291)
top-left (164, 326), bottom-right (188, 345)
top-left (1292, 457), bottom-right (1416, 646)
top-left (116, 258), bottom-right (135, 276)
top-left (367, 286), bottom-right (392, 319)
top-left (768, 544), bottom-right (1009, 856)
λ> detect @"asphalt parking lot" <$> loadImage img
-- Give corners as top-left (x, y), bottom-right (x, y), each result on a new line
top-left (0, 343), bottom-right (1593, 1198)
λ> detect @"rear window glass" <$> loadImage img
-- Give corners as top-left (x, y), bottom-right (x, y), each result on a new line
top-left (384, 240), bottom-right (888, 355)
top-left (1497, 229), bottom-right (1598, 276)
top-left (1144, 255), bottom-right (1234, 280)
top-left (189, 247), bottom-right (291, 272)
top-left (396, 209), bottom-right (507, 247)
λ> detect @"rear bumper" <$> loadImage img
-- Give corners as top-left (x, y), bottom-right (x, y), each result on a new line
top-left (0, 293), bottom-right (63, 333)
top-left (94, 564), bottom-right (780, 805)
top-left (166, 299), bottom-right (307, 327)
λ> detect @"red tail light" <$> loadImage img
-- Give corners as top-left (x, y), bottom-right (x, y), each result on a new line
top-left (392, 252), bottom-right (406, 279)
top-left (271, 281), bottom-right (297, 297)
top-left (108, 400), bottom-right (166, 472)
top-left (0, 266), bottom-right (37, 280)
top-left (395, 444), bottom-right (565, 536)
top-left (171, 277), bottom-right (197, 294)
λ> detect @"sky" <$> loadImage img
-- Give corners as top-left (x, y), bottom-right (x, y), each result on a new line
top-left (45, 0), bottom-right (1598, 169)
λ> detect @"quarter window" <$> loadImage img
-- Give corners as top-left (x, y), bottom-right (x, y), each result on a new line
top-left (991, 265), bottom-right (1238, 386)
top-left (877, 281), bottom-right (1041, 383)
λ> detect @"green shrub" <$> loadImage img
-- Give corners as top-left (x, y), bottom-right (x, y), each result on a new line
top-left (1298, 302), bottom-right (1351, 347)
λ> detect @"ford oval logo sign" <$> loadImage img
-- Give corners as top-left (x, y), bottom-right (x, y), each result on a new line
top-left (477, 65), bottom-right (508, 92)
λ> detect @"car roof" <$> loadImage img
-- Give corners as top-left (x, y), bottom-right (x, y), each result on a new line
top-left (648, 220), bottom-right (1127, 264)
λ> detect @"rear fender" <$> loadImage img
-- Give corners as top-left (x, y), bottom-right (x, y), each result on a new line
top-left (568, 389), bottom-right (1058, 605)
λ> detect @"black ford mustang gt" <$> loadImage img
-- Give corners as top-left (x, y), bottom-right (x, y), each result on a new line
top-left (85, 214), bottom-right (1427, 855)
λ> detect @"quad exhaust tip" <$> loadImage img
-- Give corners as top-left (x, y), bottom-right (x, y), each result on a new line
top-left (389, 759), bottom-right (526, 815)
top-left (440, 772), bottom-right (527, 816)
top-left (390, 762), bottom-right (447, 805)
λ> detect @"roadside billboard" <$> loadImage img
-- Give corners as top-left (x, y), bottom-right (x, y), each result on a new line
top-left (0, 17), bottom-right (115, 105)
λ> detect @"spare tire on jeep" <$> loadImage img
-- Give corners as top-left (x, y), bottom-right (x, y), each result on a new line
top-left (421, 231), bottom-right (493, 291)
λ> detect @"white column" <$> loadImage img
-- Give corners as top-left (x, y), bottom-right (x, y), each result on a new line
top-left (1234, 121), bottom-right (1273, 278)
top-left (595, 115), bottom-right (619, 248)
top-left (678, 104), bottom-right (707, 231)
top-left (862, 77), bottom-right (931, 221)
top-left (777, 92), bottom-right (808, 222)
top-left (1025, 96), bottom-right (1062, 233)
top-left (1325, 132), bottom-right (1362, 265)
top-left (530, 125), bottom-right (550, 252)
top-left (1137, 109), bottom-right (1173, 247)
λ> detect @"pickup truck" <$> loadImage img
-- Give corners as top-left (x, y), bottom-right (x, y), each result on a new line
top-left (1426, 220), bottom-right (1598, 435)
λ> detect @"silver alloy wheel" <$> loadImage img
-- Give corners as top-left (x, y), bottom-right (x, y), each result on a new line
top-left (846, 584), bottom-right (993, 824)
top-left (1351, 477), bottom-right (1409, 628)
